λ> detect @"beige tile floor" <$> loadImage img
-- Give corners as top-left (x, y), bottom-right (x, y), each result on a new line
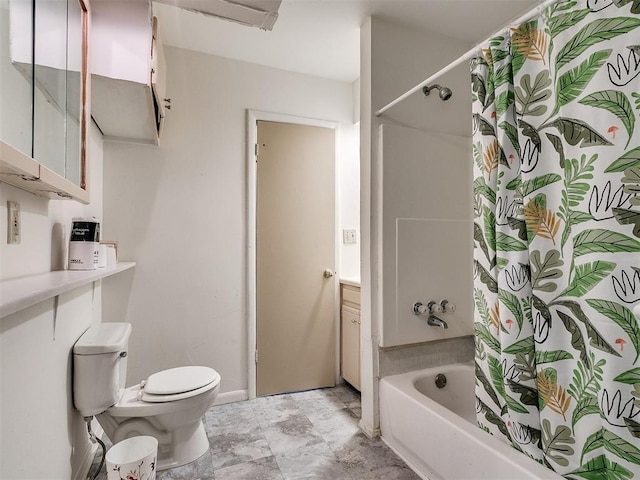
top-left (91, 384), bottom-right (420, 480)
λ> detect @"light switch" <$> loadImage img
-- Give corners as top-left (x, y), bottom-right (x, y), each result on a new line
top-left (343, 229), bottom-right (357, 245)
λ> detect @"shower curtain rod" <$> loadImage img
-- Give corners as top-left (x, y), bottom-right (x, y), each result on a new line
top-left (375, 0), bottom-right (558, 117)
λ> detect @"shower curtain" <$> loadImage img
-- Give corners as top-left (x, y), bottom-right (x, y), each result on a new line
top-left (472, 0), bottom-right (640, 477)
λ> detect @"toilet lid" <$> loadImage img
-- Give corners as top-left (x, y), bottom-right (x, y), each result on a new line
top-left (144, 366), bottom-right (220, 396)
top-left (141, 381), bottom-right (218, 403)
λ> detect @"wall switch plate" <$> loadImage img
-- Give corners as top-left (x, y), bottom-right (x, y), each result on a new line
top-left (7, 201), bottom-right (21, 244)
top-left (343, 229), bottom-right (357, 245)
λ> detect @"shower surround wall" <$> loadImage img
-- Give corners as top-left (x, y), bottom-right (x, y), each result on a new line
top-left (360, 16), bottom-right (474, 435)
top-left (379, 125), bottom-right (473, 347)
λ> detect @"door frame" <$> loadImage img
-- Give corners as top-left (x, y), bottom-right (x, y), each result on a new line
top-left (246, 109), bottom-right (341, 399)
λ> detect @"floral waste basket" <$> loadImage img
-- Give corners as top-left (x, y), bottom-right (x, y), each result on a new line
top-left (106, 435), bottom-right (158, 480)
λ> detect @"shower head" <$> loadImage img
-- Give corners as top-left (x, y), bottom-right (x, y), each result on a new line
top-left (422, 84), bottom-right (453, 101)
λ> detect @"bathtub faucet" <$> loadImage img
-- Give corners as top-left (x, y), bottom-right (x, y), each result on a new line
top-left (427, 315), bottom-right (448, 329)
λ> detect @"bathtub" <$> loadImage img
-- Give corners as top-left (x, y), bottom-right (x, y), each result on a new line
top-left (379, 363), bottom-right (563, 480)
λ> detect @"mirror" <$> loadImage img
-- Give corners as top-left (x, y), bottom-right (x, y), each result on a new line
top-left (0, 0), bottom-right (32, 157)
top-left (0, 0), bottom-right (88, 192)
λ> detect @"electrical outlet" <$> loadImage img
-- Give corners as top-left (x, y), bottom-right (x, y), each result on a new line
top-left (7, 201), bottom-right (21, 244)
top-left (343, 229), bottom-right (357, 245)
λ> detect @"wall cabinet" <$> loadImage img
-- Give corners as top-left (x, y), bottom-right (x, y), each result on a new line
top-left (90, 0), bottom-right (168, 145)
top-left (341, 283), bottom-right (361, 391)
top-left (0, 142), bottom-right (88, 201)
top-left (0, 0), bottom-right (90, 203)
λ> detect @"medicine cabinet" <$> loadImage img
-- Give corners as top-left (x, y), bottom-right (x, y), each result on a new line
top-left (0, 0), bottom-right (90, 203)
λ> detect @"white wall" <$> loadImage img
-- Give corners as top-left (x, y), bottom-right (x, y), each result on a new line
top-left (102, 47), bottom-right (359, 395)
top-left (359, 17), bottom-right (376, 437)
top-left (0, 124), bottom-right (104, 479)
top-left (0, 123), bottom-right (103, 278)
top-left (360, 16), bottom-right (471, 435)
top-left (338, 114), bottom-right (360, 280)
top-left (0, 283), bottom-right (102, 479)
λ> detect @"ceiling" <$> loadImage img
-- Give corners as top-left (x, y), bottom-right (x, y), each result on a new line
top-left (154, 0), bottom-right (542, 83)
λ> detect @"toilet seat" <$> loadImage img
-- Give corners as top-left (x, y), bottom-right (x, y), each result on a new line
top-left (106, 366), bottom-right (221, 417)
top-left (141, 366), bottom-right (220, 402)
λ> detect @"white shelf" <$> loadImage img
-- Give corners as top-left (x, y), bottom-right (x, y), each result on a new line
top-left (0, 262), bottom-right (136, 319)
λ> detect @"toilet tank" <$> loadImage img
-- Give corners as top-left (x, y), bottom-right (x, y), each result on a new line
top-left (73, 323), bottom-right (132, 417)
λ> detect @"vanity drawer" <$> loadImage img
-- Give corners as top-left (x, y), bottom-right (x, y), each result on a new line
top-left (341, 284), bottom-right (360, 308)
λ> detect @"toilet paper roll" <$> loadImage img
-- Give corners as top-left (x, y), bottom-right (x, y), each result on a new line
top-left (68, 242), bottom-right (99, 270)
top-left (105, 245), bottom-right (117, 267)
top-left (98, 244), bottom-right (107, 268)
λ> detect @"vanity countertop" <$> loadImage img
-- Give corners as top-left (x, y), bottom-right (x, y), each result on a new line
top-left (340, 277), bottom-right (361, 288)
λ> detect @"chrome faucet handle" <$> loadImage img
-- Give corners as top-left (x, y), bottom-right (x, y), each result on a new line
top-left (412, 302), bottom-right (429, 315)
top-left (440, 299), bottom-right (456, 313)
top-left (428, 301), bottom-right (443, 314)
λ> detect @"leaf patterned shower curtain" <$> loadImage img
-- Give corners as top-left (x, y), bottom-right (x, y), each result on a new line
top-left (472, 0), bottom-right (640, 477)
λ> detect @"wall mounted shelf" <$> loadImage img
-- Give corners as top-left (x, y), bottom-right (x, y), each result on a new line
top-left (0, 262), bottom-right (135, 319)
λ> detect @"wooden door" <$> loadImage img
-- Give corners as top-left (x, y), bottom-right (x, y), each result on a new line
top-left (256, 120), bottom-right (335, 396)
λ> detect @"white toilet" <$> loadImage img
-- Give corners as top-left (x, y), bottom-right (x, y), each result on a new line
top-left (73, 323), bottom-right (221, 471)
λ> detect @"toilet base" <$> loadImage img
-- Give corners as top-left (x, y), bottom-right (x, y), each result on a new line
top-left (98, 414), bottom-right (211, 472)
top-left (157, 420), bottom-right (210, 471)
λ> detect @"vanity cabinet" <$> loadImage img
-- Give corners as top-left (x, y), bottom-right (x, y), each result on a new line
top-left (341, 282), bottom-right (361, 391)
top-left (90, 0), bottom-right (168, 145)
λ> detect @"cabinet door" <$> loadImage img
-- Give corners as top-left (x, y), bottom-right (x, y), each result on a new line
top-left (341, 305), bottom-right (360, 390)
top-left (151, 16), bottom-right (167, 135)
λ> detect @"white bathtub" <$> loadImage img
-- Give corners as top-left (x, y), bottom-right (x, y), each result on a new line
top-left (379, 363), bottom-right (563, 480)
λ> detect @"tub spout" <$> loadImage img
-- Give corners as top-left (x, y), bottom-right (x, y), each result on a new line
top-left (427, 315), bottom-right (448, 329)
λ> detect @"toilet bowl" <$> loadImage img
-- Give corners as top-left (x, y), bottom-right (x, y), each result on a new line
top-left (73, 323), bottom-right (221, 471)
top-left (98, 366), bottom-right (221, 470)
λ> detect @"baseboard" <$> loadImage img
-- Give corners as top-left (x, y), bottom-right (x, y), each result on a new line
top-left (74, 441), bottom-right (98, 480)
top-left (214, 389), bottom-right (249, 405)
top-left (359, 419), bottom-right (380, 439)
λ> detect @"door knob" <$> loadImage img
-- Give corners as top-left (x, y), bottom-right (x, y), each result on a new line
top-left (323, 269), bottom-right (334, 278)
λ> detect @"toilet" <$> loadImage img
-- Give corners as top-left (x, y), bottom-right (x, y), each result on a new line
top-left (73, 323), bottom-right (221, 471)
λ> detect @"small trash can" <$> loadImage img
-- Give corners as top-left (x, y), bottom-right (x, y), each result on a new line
top-left (106, 436), bottom-right (158, 480)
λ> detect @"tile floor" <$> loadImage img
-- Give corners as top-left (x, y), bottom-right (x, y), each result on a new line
top-left (90, 384), bottom-right (421, 480)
